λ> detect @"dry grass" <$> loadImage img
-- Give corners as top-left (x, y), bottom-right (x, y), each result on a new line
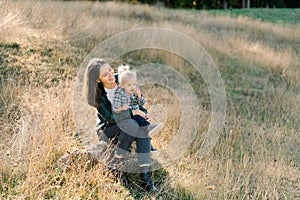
top-left (0, 1), bottom-right (299, 199)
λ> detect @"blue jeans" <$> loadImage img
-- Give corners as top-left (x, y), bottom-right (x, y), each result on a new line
top-left (103, 120), bottom-right (151, 166)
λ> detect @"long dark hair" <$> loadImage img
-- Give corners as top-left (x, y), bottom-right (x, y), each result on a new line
top-left (85, 58), bottom-right (107, 108)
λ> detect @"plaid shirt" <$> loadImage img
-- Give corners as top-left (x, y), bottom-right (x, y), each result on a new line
top-left (113, 87), bottom-right (146, 112)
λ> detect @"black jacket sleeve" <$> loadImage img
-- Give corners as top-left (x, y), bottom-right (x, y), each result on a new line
top-left (97, 96), bottom-right (116, 125)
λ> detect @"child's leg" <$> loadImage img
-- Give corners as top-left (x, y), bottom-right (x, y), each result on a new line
top-left (131, 115), bottom-right (161, 152)
top-left (131, 115), bottom-right (150, 127)
top-left (131, 115), bottom-right (163, 137)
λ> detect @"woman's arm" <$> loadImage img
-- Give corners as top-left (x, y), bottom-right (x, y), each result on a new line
top-left (131, 109), bottom-right (151, 121)
top-left (98, 101), bottom-right (115, 124)
top-left (132, 109), bottom-right (146, 117)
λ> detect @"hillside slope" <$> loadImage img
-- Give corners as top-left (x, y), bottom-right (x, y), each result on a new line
top-left (1, 1), bottom-right (299, 199)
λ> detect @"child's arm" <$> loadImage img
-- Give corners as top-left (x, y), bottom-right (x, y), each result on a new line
top-left (134, 88), bottom-right (147, 106)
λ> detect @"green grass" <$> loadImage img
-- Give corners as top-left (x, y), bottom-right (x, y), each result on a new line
top-left (195, 8), bottom-right (300, 24)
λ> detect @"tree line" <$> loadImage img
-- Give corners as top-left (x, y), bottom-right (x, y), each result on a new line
top-left (136, 0), bottom-right (299, 9)
top-left (64, 0), bottom-right (299, 9)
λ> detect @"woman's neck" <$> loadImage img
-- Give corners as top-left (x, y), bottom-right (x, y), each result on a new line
top-left (103, 82), bottom-right (116, 89)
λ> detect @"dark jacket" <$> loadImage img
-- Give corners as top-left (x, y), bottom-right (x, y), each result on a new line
top-left (97, 84), bottom-right (116, 125)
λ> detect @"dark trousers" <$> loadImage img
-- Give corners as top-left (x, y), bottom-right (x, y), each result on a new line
top-left (131, 115), bottom-right (150, 127)
top-left (103, 120), bottom-right (151, 166)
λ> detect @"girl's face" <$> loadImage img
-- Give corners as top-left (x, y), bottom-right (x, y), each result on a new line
top-left (99, 64), bottom-right (115, 86)
top-left (122, 78), bottom-right (137, 95)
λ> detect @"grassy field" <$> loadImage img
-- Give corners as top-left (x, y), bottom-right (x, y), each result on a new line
top-left (1, 1), bottom-right (299, 199)
top-left (202, 8), bottom-right (300, 25)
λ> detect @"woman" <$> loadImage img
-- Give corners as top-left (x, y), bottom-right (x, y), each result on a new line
top-left (85, 58), bottom-right (158, 192)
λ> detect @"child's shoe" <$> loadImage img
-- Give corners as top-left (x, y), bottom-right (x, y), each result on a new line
top-left (150, 144), bottom-right (158, 153)
top-left (147, 123), bottom-right (163, 137)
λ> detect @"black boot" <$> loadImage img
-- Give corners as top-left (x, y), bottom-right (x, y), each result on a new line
top-left (119, 171), bottom-right (129, 186)
top-left (139, 166), bottom-right (158, 193)
top-left (109, 168), bottom-right (128, 186)
top-left (150, 138), bottom-right (157, 152)
top-left (150, 144), bottom-right (157, 152)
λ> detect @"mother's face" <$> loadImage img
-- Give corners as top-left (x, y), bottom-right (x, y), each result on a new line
top-left (99, 64), bottom-right (115, 85)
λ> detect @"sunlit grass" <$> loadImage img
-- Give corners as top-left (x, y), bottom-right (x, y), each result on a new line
top-left (0, 1), bottom-right (299, 199)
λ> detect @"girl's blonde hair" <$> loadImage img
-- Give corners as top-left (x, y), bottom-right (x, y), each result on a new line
top-left (118, 64), bottom-right (136, 87)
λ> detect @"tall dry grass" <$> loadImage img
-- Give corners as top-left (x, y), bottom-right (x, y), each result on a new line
top-left (0, 1), bottom-right (299, 199)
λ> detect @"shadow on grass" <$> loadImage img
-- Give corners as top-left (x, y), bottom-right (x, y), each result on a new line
top-left (71, 131), bottom-right (197, 199)
top-left (122, 168), bottom-right (196, 200)
top-left (55, 149), bottom-right (196, 199)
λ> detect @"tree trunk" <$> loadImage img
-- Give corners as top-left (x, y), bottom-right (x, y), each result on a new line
top-left (224, 0), bottom-right (228, 10)
top-left (242, 0), bottom-right (245, 8)
top-left (247, 0), bottom-right (250, 8)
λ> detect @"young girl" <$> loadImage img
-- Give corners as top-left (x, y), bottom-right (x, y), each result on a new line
top-left (113, 64), bottom-right (163, 158)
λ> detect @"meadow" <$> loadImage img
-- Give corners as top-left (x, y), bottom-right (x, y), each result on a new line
top-left (203, 8), bottom-right (300, 25)
top-left (0, 1), bottom-right (299, 199)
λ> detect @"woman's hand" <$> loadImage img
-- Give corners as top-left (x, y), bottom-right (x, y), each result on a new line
top-left (131, 109), bottom-right (144, 117)
top-left (134, 88), bottom-right (142, 98)
top-left (132, 109), bottom-right (151, 121)
top-left (117, 105), bottom-right (130, 112)
top-left (144, 114), bottom-right (152, 122)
